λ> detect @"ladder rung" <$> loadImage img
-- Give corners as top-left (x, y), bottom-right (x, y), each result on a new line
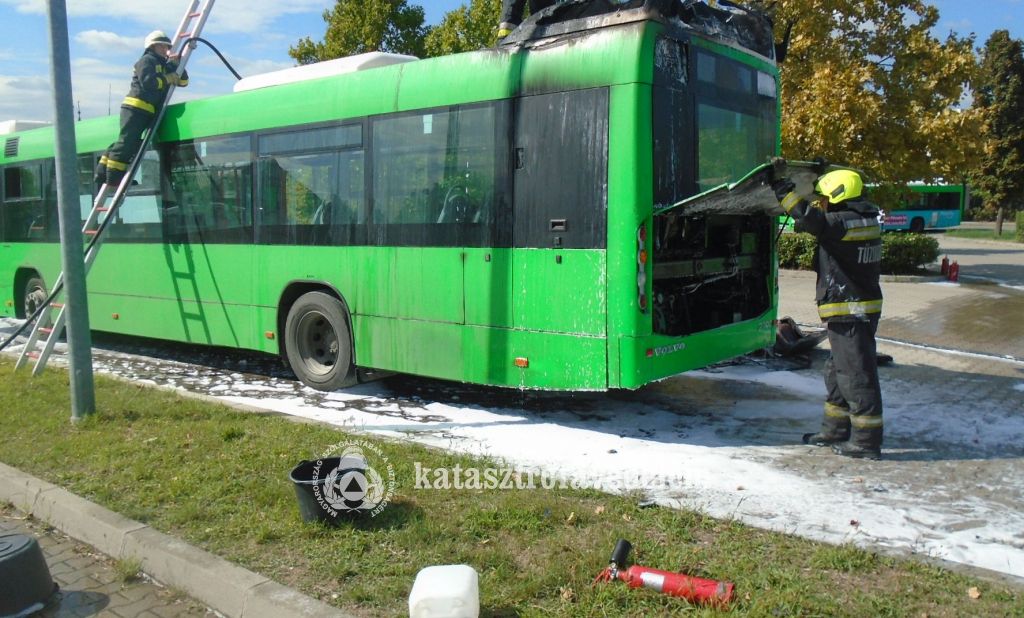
top-left (39, 328), bottom-right (53, 334)
top-left (85, 230), bottom-right (99, 235)
top-left (51, 302), bottom-right (65, 308)
top-left (27, 353), bottom-right (40, 359)
top-left (189, 11), bottom-right (201, 17)
top-left (179, 32), bottom-right (193, 39)
top-left (97, 207), bottom-right (110, 212)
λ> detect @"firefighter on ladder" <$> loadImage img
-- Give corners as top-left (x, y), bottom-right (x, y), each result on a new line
top-left (94, 31), bottom-right (188, 190)
top-left (772, 170), bottom-right (885, 460)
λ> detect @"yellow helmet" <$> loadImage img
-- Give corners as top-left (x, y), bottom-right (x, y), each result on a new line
top-left (815, 170), bottom-right (863, 204)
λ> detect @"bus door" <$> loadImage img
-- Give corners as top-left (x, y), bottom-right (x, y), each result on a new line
top-left (511, 89), bottom-right (609, 337)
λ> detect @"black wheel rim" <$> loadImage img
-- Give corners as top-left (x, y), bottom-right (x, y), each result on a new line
top-left (295, 310), bottom-right (339, 377)
top-left (25, 285), bottom-right (46, 319)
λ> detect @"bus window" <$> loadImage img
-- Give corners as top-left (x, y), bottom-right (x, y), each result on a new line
top-left (696, 104), bottom-right (774, 191)
top-left (105, 148), bottom-right (163, 240)
top-left (513, 90), bottom-right (607, 249)
top-left (78, 153), bottom-right (96, 224)
top-left (3, 163), bottom-right (47, 241)
top-left (258, 146), bottom-right (365, 246)
top-left (933, 192), bottom-right (961, 210)
top-left (165, 136), bottom-right (253, 243)
top-left (372, 102), bottom-right (506, 247)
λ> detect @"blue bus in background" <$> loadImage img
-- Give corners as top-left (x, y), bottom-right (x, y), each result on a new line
top-left (880, 184), bottom-right (968, 233)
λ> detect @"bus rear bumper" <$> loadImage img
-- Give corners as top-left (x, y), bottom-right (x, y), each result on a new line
top-left (615, 312), bottom-right (777, 389)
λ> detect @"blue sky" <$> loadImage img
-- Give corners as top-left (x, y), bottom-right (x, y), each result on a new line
top-left (0, 0), bottom-right (1021, 123)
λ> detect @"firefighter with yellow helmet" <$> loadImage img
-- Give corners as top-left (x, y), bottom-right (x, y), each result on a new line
top-left (94, 30), bottom-right (189, 189)
top-left (773, 169), bottom-right (884, 460)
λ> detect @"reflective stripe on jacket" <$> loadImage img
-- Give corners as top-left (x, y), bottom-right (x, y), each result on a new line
top-left (780, 193), bottom-right (883, 323)
top-left (121, 49), bottom-right (188, 114)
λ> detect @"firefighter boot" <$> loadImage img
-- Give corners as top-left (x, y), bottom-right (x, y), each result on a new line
top-left (802, 403), bottom-right (850, 446)
top-left (831, 441), bottom-right (881, 461)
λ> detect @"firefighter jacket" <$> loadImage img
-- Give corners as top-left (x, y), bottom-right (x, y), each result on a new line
top-left (780, 193), bottom-right (883, 323)
top-left (122, 49), bottom-right (188, 115)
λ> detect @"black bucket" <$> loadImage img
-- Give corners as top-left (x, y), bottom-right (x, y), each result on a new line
top-left (0, 534), bottom-right (60, 618)
top-left (289, 457), bottom-right (368, 524)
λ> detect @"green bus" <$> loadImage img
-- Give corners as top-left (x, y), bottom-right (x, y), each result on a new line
top-left (880, 183), bottom-right (967, 232)
top-left (0, 0), bottom-right (781, 391)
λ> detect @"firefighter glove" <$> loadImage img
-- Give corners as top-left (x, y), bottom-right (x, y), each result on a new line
top-left (165, 73), bottom-right (182, 87)
top-left (772, 178), bottom-right (796, 203)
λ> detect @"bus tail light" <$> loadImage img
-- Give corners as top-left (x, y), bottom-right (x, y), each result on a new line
top-left (637, 224), bottom-right (648, 313)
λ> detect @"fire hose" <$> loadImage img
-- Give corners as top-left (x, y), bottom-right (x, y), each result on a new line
top-left (592, 539), bottom-right (734, 608)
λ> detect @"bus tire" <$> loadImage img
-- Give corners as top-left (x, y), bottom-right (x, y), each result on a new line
top-left (910, 217), bottom-right (925, 233)
top-left (284, 291), bottom-right (357, 391)
top-left (23, 276), bottom-right (52, 328)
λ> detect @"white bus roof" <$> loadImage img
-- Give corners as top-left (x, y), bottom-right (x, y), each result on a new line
top-left (0, 120), bottom-right (52, 135)
top-left (233, 52), bottom-right (418, 93)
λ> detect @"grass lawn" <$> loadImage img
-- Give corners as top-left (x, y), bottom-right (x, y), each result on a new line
top-left (945, 229), bottom-right (1022, 243)
top-left (0, 359), bottom-right (1021, 617)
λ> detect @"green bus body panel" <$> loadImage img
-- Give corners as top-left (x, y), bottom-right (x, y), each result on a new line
top-left (465, 248), bottom-right (513, 328)
top-left (513, 249), bottom-right (606, 335)
top-left (617, 312), bottom-right (776, 389)
top-left (95, 244), bottom-right (257, 348)
top-left (519, 23), bottom-right (654, 93)
top-left (254, 246), bottom-right (464, 324)
top-left (353, 315), bottom-right (607, 390)
top-left (606, 83), bottom-right (654, 381)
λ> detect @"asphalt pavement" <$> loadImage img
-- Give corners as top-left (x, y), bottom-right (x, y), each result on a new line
top-left (779, 234), bottom-right (1024, 360)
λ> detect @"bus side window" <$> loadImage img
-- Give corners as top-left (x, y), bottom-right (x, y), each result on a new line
top-left (3, 163), bottom-right (47, 242)
top-left (256, 123), bottom-right (364, 246)
top-left (165, 136), bottom-right (253, 244)
top-left (78, 153), bottom-right (97, 225)
top-left (372, 102), bottom-right (505, 247)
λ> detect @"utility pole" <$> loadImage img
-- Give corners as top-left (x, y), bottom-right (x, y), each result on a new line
top-left (46, 0), bottom-right (96, 421)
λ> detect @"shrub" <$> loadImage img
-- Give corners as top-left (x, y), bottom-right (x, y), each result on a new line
top-left (1017, 211), bottom-right (1024, 243)
top-left (882, 233), bottom-right (940, 274)
top-left (778, 232), bottom-right (939, 275)
top-left (778, 233), bottom-right (817, 270)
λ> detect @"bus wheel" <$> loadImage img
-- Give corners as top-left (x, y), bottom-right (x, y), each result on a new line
top-left (23, 276), bottom-right (51, 327)
top-left (910, 217), bottom-right (925, 233)
top-left (284, 291), bottom-right (357, 391)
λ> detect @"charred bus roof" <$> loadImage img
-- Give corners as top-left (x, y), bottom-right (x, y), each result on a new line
top-left (498, 0), bottom-right (777, 62)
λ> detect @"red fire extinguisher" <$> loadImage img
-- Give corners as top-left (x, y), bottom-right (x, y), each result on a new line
top-left (592, 539), bottom-right (734, 608)
top-left (949, 261), bottom-right (960, 283)
top-left (941, 255), bottom-right (949, 276)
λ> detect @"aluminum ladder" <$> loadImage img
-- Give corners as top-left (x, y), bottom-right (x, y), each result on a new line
top-left (16, 0), bottom-right (217, 375)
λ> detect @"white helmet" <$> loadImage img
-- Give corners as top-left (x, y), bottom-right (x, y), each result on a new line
top-left (144, 30), bottom-right (171, 50)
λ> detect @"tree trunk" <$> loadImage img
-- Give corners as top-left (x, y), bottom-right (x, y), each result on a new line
top-left (996, 207), bottom-right (1005, 236)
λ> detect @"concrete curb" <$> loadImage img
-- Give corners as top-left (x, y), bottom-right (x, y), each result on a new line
top-left (0, 462), bottom-right (356, 618)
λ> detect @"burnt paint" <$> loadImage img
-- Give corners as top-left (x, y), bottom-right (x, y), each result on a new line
top-left (513, 88), bottom-right (609, 249)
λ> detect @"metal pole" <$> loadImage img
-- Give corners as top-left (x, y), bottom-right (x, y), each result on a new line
top-left (46, 0), bottom-right (96, 421)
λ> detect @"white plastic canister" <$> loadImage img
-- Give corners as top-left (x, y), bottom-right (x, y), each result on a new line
top-left (408, 565), bottom-right (480, 618)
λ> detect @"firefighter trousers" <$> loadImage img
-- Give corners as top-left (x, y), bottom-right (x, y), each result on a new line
top-left (817, 317), bottom-right (883, 449)
top-left (95, 106), bottom-right (153, 188)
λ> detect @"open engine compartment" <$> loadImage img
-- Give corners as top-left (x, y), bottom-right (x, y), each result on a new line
top-left (652, 212), bottom-right (772, 337)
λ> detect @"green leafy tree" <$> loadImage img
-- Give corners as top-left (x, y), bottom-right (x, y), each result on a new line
top-left (424, 0), bottom-right (502, 57)
top-left (972, 30), bottom-right (1024, 235)
top-left (770, 0), bottom-right (982, 206)
top-left (289, 0), bottom-right (428, 64)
